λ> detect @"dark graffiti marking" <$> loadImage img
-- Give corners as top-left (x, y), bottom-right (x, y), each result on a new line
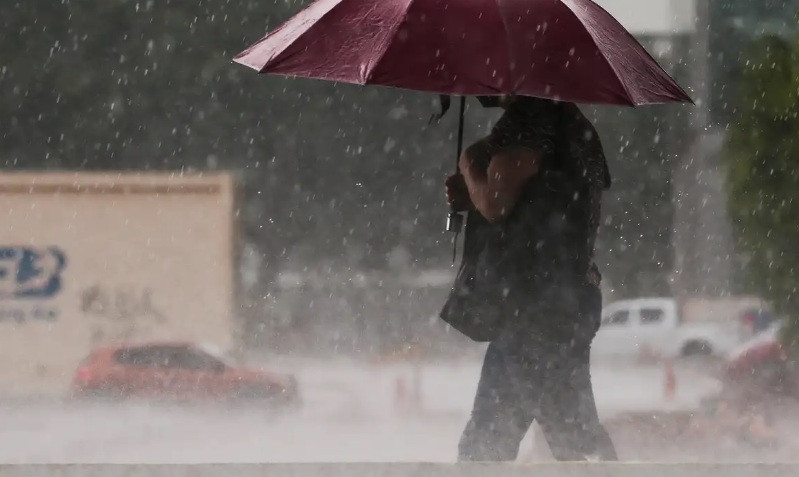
top-left (80, 285), bottom-right (166, 322)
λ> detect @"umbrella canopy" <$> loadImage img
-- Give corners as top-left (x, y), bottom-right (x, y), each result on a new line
top-left (233, 0), bottom-right (691, 106)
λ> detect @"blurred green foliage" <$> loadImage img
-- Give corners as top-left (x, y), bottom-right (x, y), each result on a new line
top-left (725, 31), bottom-right (799, 344)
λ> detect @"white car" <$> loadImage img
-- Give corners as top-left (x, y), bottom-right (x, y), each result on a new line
top-left (591, 297), bottom-right (742, 358)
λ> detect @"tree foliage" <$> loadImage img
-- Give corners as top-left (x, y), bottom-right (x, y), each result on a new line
top-left (725, 34), bottom-right (799, 343)
top-left (709, 0), bottom-right (799, 126)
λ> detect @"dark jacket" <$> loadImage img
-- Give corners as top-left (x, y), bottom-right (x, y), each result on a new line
top-left (440, 98), bottom-right (610, 341)
top-left (482, 98), bottom-right (610, 287)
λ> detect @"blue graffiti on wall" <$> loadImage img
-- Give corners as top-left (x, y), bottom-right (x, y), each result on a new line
top-left (0, 247), bottom-right (66, 299)
top-left (0, 247), bottom-right (66, 323)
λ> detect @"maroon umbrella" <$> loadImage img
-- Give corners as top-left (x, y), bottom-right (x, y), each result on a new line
top-left (233, 0), bottom-right (691, 105)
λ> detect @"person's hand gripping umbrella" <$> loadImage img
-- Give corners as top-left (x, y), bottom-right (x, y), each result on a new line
top-left (233, 0), bottom-right (692, 255)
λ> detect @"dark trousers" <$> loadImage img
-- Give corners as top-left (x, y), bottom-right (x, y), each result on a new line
top-left (458, 283), bottom-right (618, 462)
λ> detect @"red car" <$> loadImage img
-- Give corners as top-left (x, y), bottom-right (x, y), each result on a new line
top-left (726, 322), bottom-right (797, 394)
top-left (72, 342), bottom-right (300, 405)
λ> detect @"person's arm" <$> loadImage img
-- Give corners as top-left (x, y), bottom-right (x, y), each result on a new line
top-left (459, 145), bottom-right (541, 223)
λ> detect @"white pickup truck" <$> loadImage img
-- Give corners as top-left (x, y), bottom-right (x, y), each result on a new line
top-left (591, 297), bottom-right (743, 358)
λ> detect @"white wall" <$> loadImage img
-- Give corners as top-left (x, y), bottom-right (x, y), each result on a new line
top-left (595, 0), bottom-right (697, 34)
top-left (0, 172), bottom-right (235, 395)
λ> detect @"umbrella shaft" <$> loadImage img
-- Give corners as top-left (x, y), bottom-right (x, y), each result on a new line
top-left (455, 96), bottom-right (466, 171)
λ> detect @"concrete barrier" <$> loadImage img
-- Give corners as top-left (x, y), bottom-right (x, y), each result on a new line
top-left (0, 464), bottom-right (796, 477)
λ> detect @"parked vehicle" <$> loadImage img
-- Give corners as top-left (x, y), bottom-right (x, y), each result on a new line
top-left (592, 298), bottom-right (743, 358)
top-left (725, 322), bottom-right (797, 394)
top-left (739, 308), bottom-right (776, 338)
top-left (71, 342), bottom-right (300, 405)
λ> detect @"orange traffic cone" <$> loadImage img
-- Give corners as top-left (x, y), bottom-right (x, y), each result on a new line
top-left (395, 375), bottom-right (409, 412)
top-left (664, 359), bottom-right (677, 400)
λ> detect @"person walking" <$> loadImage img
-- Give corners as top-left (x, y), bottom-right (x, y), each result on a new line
top-left (444, 95), bottom-right (618, 462)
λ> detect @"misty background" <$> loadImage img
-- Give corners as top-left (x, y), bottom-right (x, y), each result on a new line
top-left (2, 0), bottom-right (798, 355)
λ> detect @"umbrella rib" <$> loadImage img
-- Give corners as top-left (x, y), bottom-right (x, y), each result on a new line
top-left (494, 0), bottom-right (516, 92)
top-left (362, 0), bottom-right (418, 84)
top-left (557, 0), bottom-right (634, 106)
top-left (235, 0), bottom-right (348, 73)
top-left (565, 0), bottom-right (693, 104)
